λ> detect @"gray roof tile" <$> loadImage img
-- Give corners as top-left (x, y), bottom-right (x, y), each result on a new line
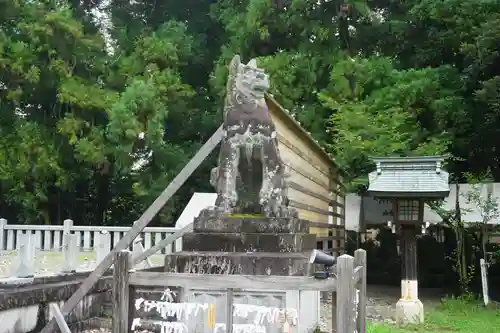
top-left (367, 156), bottom-right (450, 196)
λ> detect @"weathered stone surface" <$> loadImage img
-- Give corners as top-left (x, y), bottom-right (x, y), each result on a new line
top-left (193, 211), bottom-right (308, 233)
top-left (0, 277), bottom-right (111, 311)
top-left (182, 232), bottom-right (316, 252)
top-left (0, 271), bottom-right (102, 288)
top-left (165, 251), bottom-right (312, 276)
top-left (210, 55), bottom-right (296, 218)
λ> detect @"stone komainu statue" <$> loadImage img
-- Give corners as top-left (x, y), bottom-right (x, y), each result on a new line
top-left (210, 55), bottom-right (294, 218)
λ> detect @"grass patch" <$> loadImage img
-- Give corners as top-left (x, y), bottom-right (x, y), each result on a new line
top-left (369, 298), bottom-right (500, 333)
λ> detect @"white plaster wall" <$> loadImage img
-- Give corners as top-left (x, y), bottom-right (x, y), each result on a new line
top-left (0, 306), bottom-right (39, 333)
top-left (175, 193), bottom-right (217, 228)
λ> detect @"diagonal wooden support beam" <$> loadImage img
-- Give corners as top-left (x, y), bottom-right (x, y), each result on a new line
top-left (50, 304), bottom-right (71, 333)
top-left (132, 222), bottom-right (193, 265)
top-left (40, 125), bottom-right (224, 333)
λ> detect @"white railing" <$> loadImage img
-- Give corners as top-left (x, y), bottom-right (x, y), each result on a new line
top-left (0, 218), bottom-right (182, 253)
top-left (0, 218), bottom-right (183, 279)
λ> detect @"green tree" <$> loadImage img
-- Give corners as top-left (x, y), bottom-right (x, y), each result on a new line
top-left (320, 56), bottom-right (460, 187)
top-left (0, 1), bottom-right (200, 226)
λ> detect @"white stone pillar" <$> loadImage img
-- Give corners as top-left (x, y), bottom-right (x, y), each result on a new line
top-left (395, 226), bottom-right (424, 325)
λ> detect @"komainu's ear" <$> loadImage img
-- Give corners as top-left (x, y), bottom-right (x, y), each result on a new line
top-left (246, 58), bottom-right (257, 68)
top-left (229, 55), bottom-right (241, 71)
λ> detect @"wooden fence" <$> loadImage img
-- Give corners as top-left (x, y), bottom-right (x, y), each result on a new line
top-left (52, 249), bottom-right (365, 333)
top-left (103, 250), bottom-right (366, 333)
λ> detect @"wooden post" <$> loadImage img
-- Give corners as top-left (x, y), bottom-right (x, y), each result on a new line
top-left (128, 284), bottom-right (137, 332)
top-left (480, 258), bottom-right (489, 306)
top-left (331, 290), bottom-right (337, 331)
top-left (401, 226), bottom-right (419, 300)
top-left (0, 218), bottom-right (6, 251)
top-left (96, 231), bottom-right (111, 264)
top-left (132, 237), bottom-right (152, 269)
top-left (226, 288), bottom-right (234, 333)
top-left (62, 219), bottom-right (73, 242)
top-left (355, 249), bottom-right (367, 333)
top-left (112, 250), bottom-right (131, 333)
top-left (336, 254), bottom-right (355, 333)
top-left (62, 234), bottom-right (77, 273)
top-left (17, 233), bottom-right (36, 278)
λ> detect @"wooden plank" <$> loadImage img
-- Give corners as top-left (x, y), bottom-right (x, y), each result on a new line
top-left (265, 94), bottom-right (345, 178)
top-left (331, 290), bottom-right (337, 331)
top-left (129, 272), bottom-right (337, 291)
top-left (226, 289), bottom-right (234, 333)
top-left (128, 285), bottom-right (137, 332)
top-left (329, 169), bottom-right (346, 191)
top-left (276, 131), bottom-right (330, 177)
top-left (112, 250), bottom-right (131, 333)
top-left (266, 94), bottom-right (339, 172)
top-left (289, 181), bottom-right (330, 204)
top-left (50, 304), bottom-right (71, 333)
top-left (62, 234), bottom-right (77, 273)
top-left (278, 141), bottom-right (330, 184)
top-left (289, 181), bottom-right (344, 207)
top-left (480, 258), bottom-right (489, 306)
top-left (269, 106), bottom-right (330, 174)
top-left (336, 254), bottom-right (355, 333)
top-left (287, 164), bottom-right (330, 194)
top-left (355, 249), bottom-right (367, 333)
top-left (299, 210), bottom-right (329, 224)
top-left (132, 222), bottom-right (192, 264)
top-left (39, 125), bottom-right (224, 333)
top-left (307, 221), bottom-right (343, 229)
top-left (289, 200), bottom-right (343, 218)
top-left (288, 187), bottom-right (331, 215)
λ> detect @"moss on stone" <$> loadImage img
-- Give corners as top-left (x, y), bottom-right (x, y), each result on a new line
top-left (229, 213), bottom-right (264, 218)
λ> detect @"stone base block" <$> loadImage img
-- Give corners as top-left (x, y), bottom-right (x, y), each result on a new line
top-left (193, 209), bottom-right (308, 233)
top-left (165, 251), bottom-right (311, 276)
top-left (395, 299), bottom-right (424, 325)
top-left (181, 233), bottom-right (316, 252)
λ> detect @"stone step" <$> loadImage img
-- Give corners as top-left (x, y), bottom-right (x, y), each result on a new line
top-left (165, 251), bottom-right (311, 276)
top-left (193, 211), bottom-right (308, 233)
top-left (182, 232), bottom-right (316, 252)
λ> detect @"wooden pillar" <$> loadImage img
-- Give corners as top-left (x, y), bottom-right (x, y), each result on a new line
top-left (400, 226), bottom-right (418, 300)
top-left (395, 224), bottom-right (424, 325)
top-left (336, 254), bottom-right (355, 333)
top-left (112, 250), bottom-right (131, 333)
top-left (355, 249), bottom-right (367, 333)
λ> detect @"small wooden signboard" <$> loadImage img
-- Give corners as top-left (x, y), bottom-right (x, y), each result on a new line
top-left (480, 258), bottom-right (489, 306)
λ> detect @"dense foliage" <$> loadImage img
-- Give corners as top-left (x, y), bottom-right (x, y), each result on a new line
top-left (0, 0), bottom-right (499, 225)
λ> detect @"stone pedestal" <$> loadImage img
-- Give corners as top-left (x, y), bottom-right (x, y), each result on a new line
top-left (395, 227), bottom-right (424, 325)
top-left (165, 210), bottom-right (316, 276)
